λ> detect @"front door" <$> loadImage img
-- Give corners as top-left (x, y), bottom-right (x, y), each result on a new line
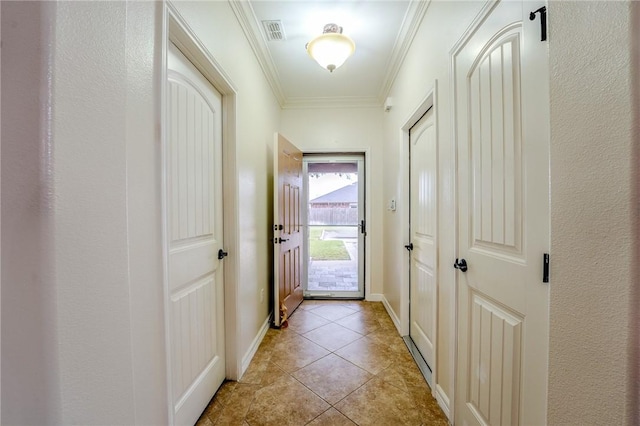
top-left (409, 107), bottom-right (437, 372)
top-left (166, 42), bottom-right (226, 425)
top-left (453, 1), bottom-right (550, 424)
top-left (303, 155), bottom-right (365, 299)
top-left (273, 134), bottom-right (304, 326)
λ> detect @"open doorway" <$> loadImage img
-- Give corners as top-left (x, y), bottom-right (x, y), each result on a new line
top-left (302, 154), bottom-right (365, 299)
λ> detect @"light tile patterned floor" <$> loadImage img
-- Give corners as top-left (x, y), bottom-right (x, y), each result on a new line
top-left (196, 300), bottom-right (449, 426)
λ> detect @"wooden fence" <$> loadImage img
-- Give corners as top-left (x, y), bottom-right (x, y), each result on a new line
top-left (308, 207), bottom-right (359, 225)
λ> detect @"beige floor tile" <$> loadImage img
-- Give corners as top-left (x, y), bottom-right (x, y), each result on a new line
top-left (307, 407), bottom-right (357, 425)
top-left (334, 377), bottom-right (439, 425)
top-left (310, 304), bottom-right (357, 321)
top-left (303, 323), bottom-right (362, 351)
top-left (196, 398), bottom-right (224, 425)
top-left (366, 327), bottom-right (405, 348)
top-left (270, 334), bottom-right (330, 372)
top-left (213, 383), bottom-right (262, 425)
top-left (335, 311), bottom-right (381, 335)
top-left (244, 375), bottom-right (330, 426)
top-left (292, 353), bottom-right (372, 404)
top-left (286, 309), bottom-right (331, 334)
top-left (334, 336), bottom-right (396, 374)
top-left (196, 300), bottom-right (449, 425)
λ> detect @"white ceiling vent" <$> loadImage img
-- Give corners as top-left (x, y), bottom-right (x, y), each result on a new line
top-left (262, 20), bottom-right (286, 41)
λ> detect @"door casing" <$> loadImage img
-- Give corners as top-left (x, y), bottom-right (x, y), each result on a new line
top-left (302, 154), bottom-right (366, 299)
top-left (400, 83), bottom-right (453, 418)
top-left (162, 4), bottom-right (241, 423)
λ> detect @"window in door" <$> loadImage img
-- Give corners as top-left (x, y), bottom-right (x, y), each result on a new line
top-left (302, 154), bottom-right (365, 299)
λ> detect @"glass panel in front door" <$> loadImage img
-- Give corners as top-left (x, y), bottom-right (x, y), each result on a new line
top-left (303, 156), bottom-right (364, 299)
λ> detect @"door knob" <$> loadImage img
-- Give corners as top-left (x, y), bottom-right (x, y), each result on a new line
top-left (218, 249), bottom-right (228, 260)
top-left (453, 258), bottom-right (468, 272)
top-left (405, 243), bottom-right (413, 251)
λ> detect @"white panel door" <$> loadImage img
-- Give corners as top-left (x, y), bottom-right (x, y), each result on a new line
top-left (409, 108), bottom-right (437, 370)
top-left (454, 1), bottom-right (550, 425)
top-left (167, 42), bottom-right (225, 426)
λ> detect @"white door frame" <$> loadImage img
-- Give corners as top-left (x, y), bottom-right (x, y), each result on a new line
top-left (162, 3), bottom-right (241, 422)
top-left (301, 154), bottom-right (366, 299)
top-left (399, 82), bottom-right (453, 416)
top-left (400, 83), bottom-right (437, 336)
top-left (302, 148), bottom-right (373, 301)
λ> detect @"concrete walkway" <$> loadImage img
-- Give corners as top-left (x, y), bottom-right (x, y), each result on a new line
top-left (307, 238), bottom-right (359, 292)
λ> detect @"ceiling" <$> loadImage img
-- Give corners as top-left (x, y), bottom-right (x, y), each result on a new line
top-left (231, 1), bottom-right (430, 109)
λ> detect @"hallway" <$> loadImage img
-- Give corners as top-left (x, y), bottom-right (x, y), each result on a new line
top-left (196, 300), bottom-right (448, 425)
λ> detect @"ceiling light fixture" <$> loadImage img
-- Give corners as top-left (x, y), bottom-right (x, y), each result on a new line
top-left (306, 23), bottom-right (355, 73)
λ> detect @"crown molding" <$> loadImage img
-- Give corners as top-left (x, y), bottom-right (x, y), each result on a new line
top-left (283, 96), bottom-right (382, 110)
top-left (377, 0), bottom-right (432, 103)
top-left (230, 0), bottom-right (426, 109)
top-left (228, 0), bottom-right (286, 106)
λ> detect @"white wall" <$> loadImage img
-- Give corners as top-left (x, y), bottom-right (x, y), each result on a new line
top-left (547, 2), bottom-right (635, 423)
top-left (280, 107), bottom-right (385, 299)
top-left (2, 0), bottom-right (280, 423)
top-left (171, 0), bottom-right (281, 374)
top-left (382, 0), bottom-right (637, 422)
top-left (2, 3), bottom-right (62, 423)
top-left (381, 1), bottom-right (484, 412)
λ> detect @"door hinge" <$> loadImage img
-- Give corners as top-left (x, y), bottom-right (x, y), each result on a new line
top-left (543, 253), bottom-right (550, 283)
top-left (529, 6), bottom-right (547, 41)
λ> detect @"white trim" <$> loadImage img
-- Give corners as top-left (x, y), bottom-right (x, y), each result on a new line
top-left (435, 384), bottom-right (451, 421)
top-left (228, 0), bottom-right (429, 108)
top-left (302, 148), bottom-right (374, 302)
top-left (283, 96), bottom-right (381, 110)
top-left (227, 0), bottom-right (285, 106)
top-left (377, 0), bottom-right (433, 103)
top-left (367, 293), bottom-right (384, 303)
top-left (400, 81), bottom-right (446, 409)
top-left (400, 85), bottom-right (438, 338)
top-left (165, 0), bottom-right (241, 390)
top-left (381, 294), bottom-right (402, 334)
top-left (239, 314), bottom-right (272, 379)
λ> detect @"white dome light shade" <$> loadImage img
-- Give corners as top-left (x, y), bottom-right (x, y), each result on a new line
top-left (306, 24), bottom-right (355, 72)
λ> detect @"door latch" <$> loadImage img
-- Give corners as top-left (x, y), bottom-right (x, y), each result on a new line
top-left (453, 258), bottom-right (468, 272)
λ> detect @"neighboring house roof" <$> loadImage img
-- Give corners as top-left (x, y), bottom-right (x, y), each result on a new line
top-left (310, 182), bottom-right (358, 204)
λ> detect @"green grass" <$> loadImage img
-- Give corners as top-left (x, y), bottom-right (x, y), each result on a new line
top-left (309, 227), bottom-right (350, 260)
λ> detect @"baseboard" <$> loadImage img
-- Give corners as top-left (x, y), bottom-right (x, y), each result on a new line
top-left (239, 314), bottom-right (271, 379)
top-left (366, 293), bottom-right (384, 302)
top-left (435, 384), bottom-right (451, 421)
top-left (381, 294), bottom-right (402, 334)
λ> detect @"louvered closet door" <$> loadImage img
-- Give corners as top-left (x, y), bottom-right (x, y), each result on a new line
top-left (167, 42), bottom-right (225, 426)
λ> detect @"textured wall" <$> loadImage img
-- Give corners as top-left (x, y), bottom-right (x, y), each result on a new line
top-left (547, 2), bottom-right (634, 424)
top-left (169, 0), bottom-right (282, 372)
top-left (1, 3), bottom-right (61, 423)
top-left (381, 1), bottom-right (484, 414)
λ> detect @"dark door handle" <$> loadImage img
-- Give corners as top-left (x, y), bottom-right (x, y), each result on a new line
top-left (278, 238), bottom-right (289, 244)
top-left (218, 249), bottom-right (228, 260)
top-left (453, 258), bottom-right (467, 272)
top-left (405, 243), bottom-right (413, 251)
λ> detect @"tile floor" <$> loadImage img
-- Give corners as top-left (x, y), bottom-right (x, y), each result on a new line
top-left (196, 300), bottom-right (449, 426)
